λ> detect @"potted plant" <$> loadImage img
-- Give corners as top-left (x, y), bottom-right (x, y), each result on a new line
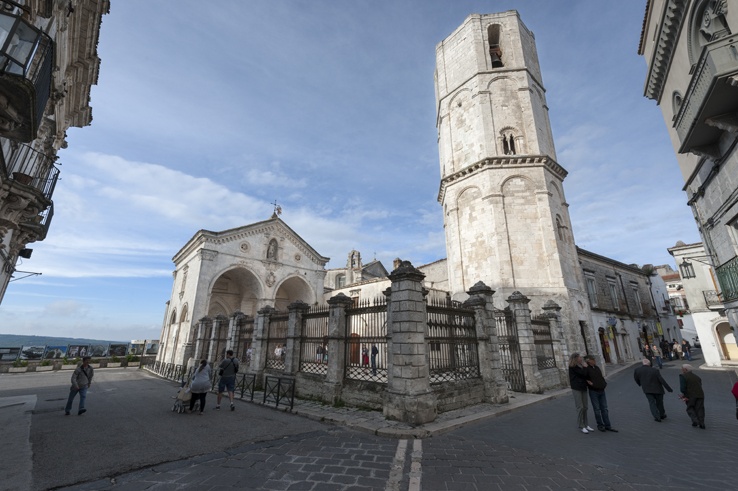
top-left (106, 355), bottom-right (122, 368)
top-left (125, 354), bottom-right (140, 368)
top-left (35, 359), bottom-right (54, 372)
top-left (61, 357), bottom-right (80, 369)
top-left (9, 359), bottom-right (28, 373)
top-left (89, 358), bottom-right (101, 368)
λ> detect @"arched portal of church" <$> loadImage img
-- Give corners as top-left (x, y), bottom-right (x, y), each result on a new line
top-left (275, 275), bottom-right (315, 311)
top-left (209, 267), bottom-right (263, 318)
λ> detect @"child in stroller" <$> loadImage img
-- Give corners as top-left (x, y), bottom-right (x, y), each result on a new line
top-left (172, 379), bottom-right (199, 413)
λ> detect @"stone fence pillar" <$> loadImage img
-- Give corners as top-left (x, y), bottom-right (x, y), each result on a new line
top-left (323, 293), bottom-right (352, 404)
top-left (507, 291), bottom-right (543, 394)
top-left (542, 300), bottom-right (569, 387)
top-left (248, 305), bottom-right (273, 387)
top-left (384, 261), bottom-right (436, 424)
top-left (464, 281), bottom-right (509, 404)
top-left (208, 314), bottom-right (228, 363)
top-left (285, 300), bottom-right (310, 376)
top-left (225, 311), bottom-right (244, 354)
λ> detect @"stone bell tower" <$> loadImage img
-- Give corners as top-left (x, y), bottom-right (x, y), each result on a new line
top-left (435, 11), bottom-right (595, 352)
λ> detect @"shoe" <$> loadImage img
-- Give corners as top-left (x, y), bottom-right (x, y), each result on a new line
top-left (581, 428), bottom-right (589, 434)
top-left (215, 405), bottom-right (220, 410)
top-left (199, 412), bottom-right (203, 415)
top-left (692, 422), bottom-right (698, 427)
top-left (585, 426), bottom-right (595, 431)
top-left (654, 418), bottom-right (661, 422)
top-left (64, 412), bottom-right (70, 416)
top-left (597, 426), bottom-right (606, 432)
top-left (699, 424), bottom-right (705, 429)
top-left (661, 415), bottom-right (667, 420)
top-left (230, 404), bottom-right (235, 411)
top-left (606, 428), bottom-right (618, 432)
top-left (78, 409), bottom-right (86, 415)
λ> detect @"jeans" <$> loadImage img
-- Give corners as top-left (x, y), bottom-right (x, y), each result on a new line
top-left (653, 356), bottom-right (663, 369)
top-left (571, 389), bottom-right (589, 428)
top-left (645, 393), bottom-right (666, 420)
top-left (588, 389), bottom-right (611, 429)
top-left (65, 386), bottom-right (87, 414)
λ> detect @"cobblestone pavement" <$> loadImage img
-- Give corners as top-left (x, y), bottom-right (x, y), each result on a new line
top-left (5, 353), bottom-right (738, 490)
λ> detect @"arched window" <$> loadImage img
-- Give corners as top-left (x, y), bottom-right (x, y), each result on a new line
top-left (487, 24), bottom-right (504, 68)
top-left (671, 91), bottom-right (683, 118)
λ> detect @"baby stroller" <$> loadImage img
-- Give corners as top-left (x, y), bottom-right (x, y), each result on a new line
top-left (172, 379), bottom-right (198, 413)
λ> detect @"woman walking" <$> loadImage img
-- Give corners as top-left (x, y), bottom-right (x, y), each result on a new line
top-left (569, 353), bottom-right (594, 434)
top-left (189, 359), bottom-right (212, 415)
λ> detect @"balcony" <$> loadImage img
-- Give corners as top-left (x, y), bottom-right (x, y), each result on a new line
top-left (716, 256), bottom-right (738, 303)
top-left (673, 36), bottom-right (738, 156)
top-left (702, 289), bottom-right (724, 308)
top-left (0, 11), bottom-right (53, 142)
top-left (1, 142), bottom-right (59, 200)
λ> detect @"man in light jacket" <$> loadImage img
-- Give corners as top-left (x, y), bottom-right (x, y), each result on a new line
top-left (65, 356), bottom-right (94, 416)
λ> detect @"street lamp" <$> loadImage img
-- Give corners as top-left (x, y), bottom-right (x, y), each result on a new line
top-left (679, 259), bottom-right (696, 279)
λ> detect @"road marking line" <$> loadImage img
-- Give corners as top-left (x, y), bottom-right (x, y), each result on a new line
top-left (385, 439), bottom-right (407, 491)
top-left (409, 439), bottom-right (422, 491)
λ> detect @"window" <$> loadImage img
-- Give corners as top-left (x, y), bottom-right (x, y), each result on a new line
top-left (502, 132), bottom-right (516, 155)
top-left (336, 274), bottom-right (346, 289)
top-left (585, 273), bottom-right (597, 308)
top-left (631, 283), bottom-right (643, 315)
top-left (607, 278), bottom-right (619, 311)
top-left (487, 24), bottom-right (503, 68)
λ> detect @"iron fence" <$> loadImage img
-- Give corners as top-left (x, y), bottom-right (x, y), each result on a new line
top-left (265, 312), bottom-right (288, 370)
top-left (299, 304), bottom-right (330, 376)
top-left (426, 296), bottom-right (480, 384)
top-left (345, 296), bottom-right (388, 383)
top-left (232, 315), bottom-right (255, 366)
top-left (531, 316), bottom-right (557, 370)
top-left (495, 308), bottom-right (526, 392)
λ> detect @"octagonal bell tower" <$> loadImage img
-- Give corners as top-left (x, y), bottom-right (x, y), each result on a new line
top-left (435, 11), bottom-right (595, 353)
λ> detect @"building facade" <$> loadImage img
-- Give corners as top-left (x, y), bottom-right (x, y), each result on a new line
top-left (639, 0), bottom-right (738, 337)
top-left (0, 0), bottom-right (108, 302)
top-left (668, 240), bottom-right (733, 365)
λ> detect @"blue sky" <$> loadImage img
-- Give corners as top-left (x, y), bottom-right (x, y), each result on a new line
top-left (0, 1), bottom-right (699, 342)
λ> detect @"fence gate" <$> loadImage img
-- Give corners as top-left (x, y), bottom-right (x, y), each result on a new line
top-left (495, 308), bottom-right (526, 392)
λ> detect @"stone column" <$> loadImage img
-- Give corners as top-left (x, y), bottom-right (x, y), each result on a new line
top-left (323, 293), bottom-right (352, 404)
top-left (193, 317), bottom-right (210, 362)
top-left (249, 306), bottom-right (273, 387)
top-left (507, 291), bottom-right (543, 394)
top-left (207, 314), bottom-right (228, 362)
top-left (542, 299), bottom-right (569, 387)
top-left (383, 261), bottom-right (437, 424)
top-left (225, 311), bottom-right (243, 354)
top-left (464, 281), bottom-right (509, 404)
top-left (285, 300), bottom-right (310, 375)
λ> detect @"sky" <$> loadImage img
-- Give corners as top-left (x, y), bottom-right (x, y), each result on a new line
top-left (0, 1), bottom-right (700, 342)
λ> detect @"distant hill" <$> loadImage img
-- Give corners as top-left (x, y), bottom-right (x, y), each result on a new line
top-left (0, 333), bottom-right (129, 348)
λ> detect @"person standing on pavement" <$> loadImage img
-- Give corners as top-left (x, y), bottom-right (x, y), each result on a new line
top-left (216, 350), bottom-right (239, 411)
top-left (584, 355), bottom-right (618, 432)
top-left (673, 340), bottom-right (683, 360)
top-left (189, 359), bottom-right (211, 415)
top-left (679, 364), bottom-right (705, 428)
top-left (569, 353), bottom-right (595, 434)
top-left (65, 356), bottom-right (94, 416)
top-left (651, 344), bottom-right (664, 369)
top-left (681, 340), bottom-right (692, 361)
top-left (642, 344), bottom-right (653, 364)
top-left (371, 344), bottom-right (378, 375)
top-left (660, 339), bottom-right (671, 361)
top-left (634, 358), bottom-right (673, 422)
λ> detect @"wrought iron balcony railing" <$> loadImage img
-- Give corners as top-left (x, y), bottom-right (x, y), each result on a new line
top-left (0, 10), bottom-right (54, 142)
top-left (2, 142), bottom-right (59, 200)
top-left (716, 256), bottom-right (738, 303)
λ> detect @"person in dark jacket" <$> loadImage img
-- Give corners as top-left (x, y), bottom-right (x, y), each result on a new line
top-left (679, 364), bottom-right (705, 428)
top-left (634, 358), bottom-right (673, 422)
top-left (64, 356), bottom-right (94, 416)
top-left (569, 353), bottom-right (594, 434)
top-left (584, 355), bottom-right (617, 432)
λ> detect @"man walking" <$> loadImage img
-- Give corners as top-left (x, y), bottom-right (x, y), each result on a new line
top-left (679, 364), bottom-right (705, 429)
top-left (216, 350), bottom-right (239, 411)
top-left (634, 358), bottom-right (673, 422)
top-left (65, 356), bottom-right (94, 416)
top-left (651, 343), bottom-right (664, 369)
top-left (584, 355), bottom-right (618, 432)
